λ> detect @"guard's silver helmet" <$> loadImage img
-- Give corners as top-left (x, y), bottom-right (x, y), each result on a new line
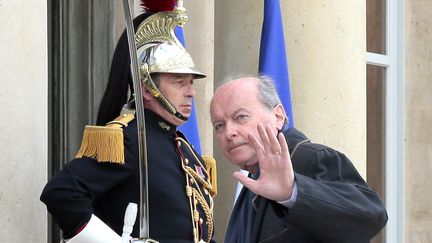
top-left (138, 41), bottom-right (205, 79)
top-left (135, 5), bottom-right (205, 121)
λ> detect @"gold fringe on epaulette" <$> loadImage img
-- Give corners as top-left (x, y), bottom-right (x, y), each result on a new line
top-left (202, 156), bottom-right (217, 197)
top-left (75, 125), bottom-right (125, 164)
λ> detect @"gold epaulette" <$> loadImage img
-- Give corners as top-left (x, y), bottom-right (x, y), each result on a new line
top-left (202, 156), bottom-right (217, 197)
top-left (75, 113), bottom-right (135, 164)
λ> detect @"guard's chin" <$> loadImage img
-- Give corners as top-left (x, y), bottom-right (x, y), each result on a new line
top-left (173, 113), bottom-right (189, 126)
top-left (180, 114), bottom-right (190, 121)
top-left (179, 106), bottom-right (192, 117)
top-left (179, 111), bottom-right (191, 120)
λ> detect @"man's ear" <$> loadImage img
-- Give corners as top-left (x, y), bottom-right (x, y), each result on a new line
top-left (273, 104), bottom-right (286, 129)
top-left (142, 83), bottom-right (153, 101)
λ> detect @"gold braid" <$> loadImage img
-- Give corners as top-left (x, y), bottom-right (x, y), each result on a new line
top-left (177, 137), bottom-right (214, 242)
top-left (192, 188), bottom-right (213, 241)
top-left (183, 164), bottom-right (214, 242)
top-left (184, 166), bottom-right (213, 194)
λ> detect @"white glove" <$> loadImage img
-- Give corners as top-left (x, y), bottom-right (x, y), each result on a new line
top-left (122, 203), bottom-right (138, 243)
top-left (64, 214), bottom-right (121, 243)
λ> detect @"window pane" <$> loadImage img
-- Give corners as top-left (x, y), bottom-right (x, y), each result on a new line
top-left (367, 0), bottom-right (386, 54)
top-left (367, 64), bottom-right (386, 243)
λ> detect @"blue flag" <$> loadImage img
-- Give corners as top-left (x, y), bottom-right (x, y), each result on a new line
top-left (258, 0), bottom-right (294, 127)
top-left (235, 0), bottom-right (294, 202)
top-left (175, 27), bottom-right (202, 154)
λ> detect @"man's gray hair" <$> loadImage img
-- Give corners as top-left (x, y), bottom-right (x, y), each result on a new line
top-left (256, 75), bottom-right (282, 110)
top-left (218, 75), bottom-right (282, 110)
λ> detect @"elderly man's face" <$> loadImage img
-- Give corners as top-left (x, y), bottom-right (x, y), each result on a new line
top-left (210, 77), bottom-right (283, 171)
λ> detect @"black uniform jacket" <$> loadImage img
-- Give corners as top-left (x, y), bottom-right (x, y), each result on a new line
top-left (227, 126), bottom-right (388, 243)
top-left (41, 109), bottom-right (214, 243)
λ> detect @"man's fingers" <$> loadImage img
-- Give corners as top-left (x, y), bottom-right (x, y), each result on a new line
top-left (247, 132), bottom-right (264, 155)
top-left (266, 124), bottom-right (281, 154)
top-left (233, 171), bottom-right (257, 193)
top-left (257, 124), bottom-right (271, 152)
top-left (278, 132), bottom-right (288, 156)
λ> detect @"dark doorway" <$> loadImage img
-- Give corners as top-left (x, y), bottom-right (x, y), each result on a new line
top-left (47, 0), bottom-right (117, 241)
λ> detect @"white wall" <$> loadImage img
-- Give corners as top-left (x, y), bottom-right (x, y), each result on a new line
top-left (0, 1), bottom-right (48, 242)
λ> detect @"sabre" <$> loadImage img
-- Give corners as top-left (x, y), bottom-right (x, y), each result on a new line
top-left (120, 0), bottom-right (156, 242)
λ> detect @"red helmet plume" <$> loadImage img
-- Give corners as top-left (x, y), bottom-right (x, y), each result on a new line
top-left (141, 0), bottom-right (176, 12)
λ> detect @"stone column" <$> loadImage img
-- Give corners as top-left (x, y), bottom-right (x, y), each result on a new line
top-left (0, 1), bottom-right (48, 242)
top-left (184, 0), bottom-right (215, 156)
top-left (404, 0), bottom-right (432, 241)
top-left (283, 0), bottom-right (366, 176)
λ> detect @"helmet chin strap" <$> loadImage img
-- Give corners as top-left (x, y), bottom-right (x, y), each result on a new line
top-left (139, 64), bottom-right (188, 122)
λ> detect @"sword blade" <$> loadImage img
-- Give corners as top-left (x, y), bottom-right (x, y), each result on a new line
top-left (121, 0), bottom-right (150, 238)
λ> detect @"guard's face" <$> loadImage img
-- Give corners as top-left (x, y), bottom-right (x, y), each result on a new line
top-left (210, 78), bottom-right (281, 172)
top-left (158, 73), bottom-right (196, 124)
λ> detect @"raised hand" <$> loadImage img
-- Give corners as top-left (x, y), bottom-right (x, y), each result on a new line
top-left (233, 123), bottom-right (295, 202)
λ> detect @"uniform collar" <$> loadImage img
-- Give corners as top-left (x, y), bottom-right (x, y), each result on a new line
top-left (144, 108), bottom-right (177, 135)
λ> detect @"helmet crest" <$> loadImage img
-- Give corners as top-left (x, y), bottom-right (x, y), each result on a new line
top-left (140, 0), bottom-right (176, 12)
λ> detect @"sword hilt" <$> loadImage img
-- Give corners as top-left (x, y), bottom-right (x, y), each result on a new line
top-left (129, 239), bottom-right (159, 243)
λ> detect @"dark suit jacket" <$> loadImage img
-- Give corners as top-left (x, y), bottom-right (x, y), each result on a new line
top-left (227, 127), bottom-right (388, 243)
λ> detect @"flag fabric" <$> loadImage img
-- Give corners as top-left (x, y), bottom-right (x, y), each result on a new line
top-left (175, 27), bottom-right (202, 154)
top-left (259, 0), bottom-right (294, 127)
top-left (235, 0), bottom-right (294, 202)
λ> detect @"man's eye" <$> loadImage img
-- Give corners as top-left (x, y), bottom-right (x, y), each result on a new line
top-left (214, 124), bottom-right (223, 131)
top-left (236, 114), bottom-right (248, 121)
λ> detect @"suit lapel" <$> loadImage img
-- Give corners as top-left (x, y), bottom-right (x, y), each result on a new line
top-left (250, 195), bottom-right (267, 242)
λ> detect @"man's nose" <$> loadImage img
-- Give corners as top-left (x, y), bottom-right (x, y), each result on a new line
top-left (186, 83), bottom-right (196, 97)
top-left (225, 122), bottom-right (238, 140)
